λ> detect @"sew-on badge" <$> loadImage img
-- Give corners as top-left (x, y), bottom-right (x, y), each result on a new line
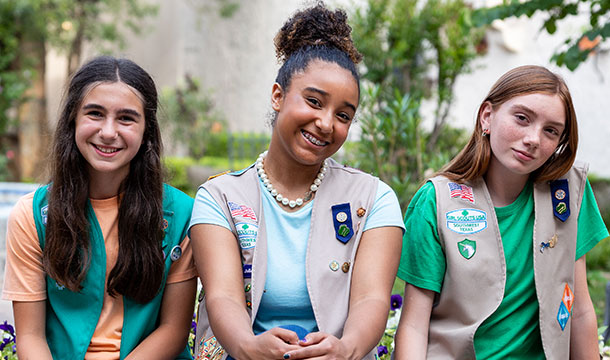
top-left (228, 201), bottom-right (257, 222)
top-left (242, 264), bottom-right (252, 279)
top-left (562, 283), bottom-right (574, 312)
top-left (448, 182), bottom-right (475, 203)
top-left (445, 209), bottom-right (487, 234)
top-left (331, 203), bottom-right (353, 244)
top-left (197, 336), bottom-right (225, 360)
top-left (169, 245), bottom-right (182, 261)
top-left (556, 302), bottom-right (570, 331)
top-left (41, 205), bottom-right (48, 225)
top-left (550, 179), bottom-right (570, 222)
top-left (457, 239), bottom-right (476, 259)
top-left (236, 222), bottom-right (258, 249)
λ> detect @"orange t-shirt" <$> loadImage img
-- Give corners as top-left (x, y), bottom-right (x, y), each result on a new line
top-left (2, 193), bottom-right (197, 359)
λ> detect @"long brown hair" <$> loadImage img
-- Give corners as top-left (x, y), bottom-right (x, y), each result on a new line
top-left (43, 56), bottom-right (165, 303)
top-left (439, 65), bottom-right (578, 183)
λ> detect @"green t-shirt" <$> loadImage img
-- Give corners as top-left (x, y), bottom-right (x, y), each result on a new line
top-left (397, 179), bottom-right (608, 359)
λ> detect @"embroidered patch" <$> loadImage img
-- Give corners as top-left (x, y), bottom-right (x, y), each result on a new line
top-left (457, 239), bottom-right (476, 259)
top-left (236, 222), bottom-right (258, 249)
top-left (556, 302), bottom-right (570, 331)
top-left (41, 205), bottom-right (48, 225)
top-left (448, 182), bottom-right (475, 203)
top-left (331, 203), bottom-right (353, 244)
top-left (197, 336), bottom-right (225, 360)
top-left (228, 201), bottom-right (257, 221)
top-left (445, 209), bottom-right (487, 234)
top-left (550, 179), bottom-right (570, 222)
top-left (562, 283), bottom-right (574, 312)
top-left (242, 264), bottom-right (252, 279)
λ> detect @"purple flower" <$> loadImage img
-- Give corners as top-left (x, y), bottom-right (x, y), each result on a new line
top-left (0, 321), bottom-right (14, 337)
top-left (390, 294), bottom-right (403, 310)
top-left (377, 345), bottom-right (389, 357)
top-left (0, 337), bottom-right (11, 351)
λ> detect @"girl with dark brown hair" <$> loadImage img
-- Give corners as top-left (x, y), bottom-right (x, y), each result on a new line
top-left (2, 56), bottom-right (197, 359)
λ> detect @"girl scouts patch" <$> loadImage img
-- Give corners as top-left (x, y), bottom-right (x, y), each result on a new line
top-left (236, 222), bottom-right (257, 249)
top-left (228, 201), bottom-right (257, 222)
top-left (197, 336), bottom-right (225, 360)
top-left (457, 239), bottom-right (476, 259)
top-left (446, 209), bottom-right (487, 234)
top-left (448, 182), bottom-right (475, 203)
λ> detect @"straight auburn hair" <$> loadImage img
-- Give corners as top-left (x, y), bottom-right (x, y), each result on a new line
top-left (43, 56), bottom-right (165, 303)
top-left (439, 65), bottom-right (578, 183)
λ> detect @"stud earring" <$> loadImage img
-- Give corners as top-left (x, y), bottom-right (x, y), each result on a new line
top-left (482, 128), bottom-right (489, 137)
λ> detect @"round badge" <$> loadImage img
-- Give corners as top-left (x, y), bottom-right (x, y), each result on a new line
top-left (357, 207), bottom-right (366, 217)
top-left (162, 218), bottom-right (169, 230)
top-left (169, 245), bottom-right (182, 261)
top-left (246, 300), bottom-right (252, 309)
top-left (329, 260), bottom-right (339, 272)
top-left (555, 189), bottom-right (566, 200)
top-left (341, 262), bottom-right (350, 273)
top-left (336, 211), bottom-right (348, 223)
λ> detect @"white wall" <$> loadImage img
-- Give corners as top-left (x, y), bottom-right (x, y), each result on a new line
top-left (45, 0), bottom-right (610, 176)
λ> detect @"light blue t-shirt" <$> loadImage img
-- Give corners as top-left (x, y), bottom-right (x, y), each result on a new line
top-left (190, 177), bottom-right (404, 334)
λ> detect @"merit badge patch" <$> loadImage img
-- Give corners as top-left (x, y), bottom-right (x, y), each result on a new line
top-left (562, 283), bottom-right (574, 312)
top-left (556, 301), bottom-right (570, 331)
top-left (331, 203), bottom-right (354, 244)
top-left (446, 209), bottom-right (487, 234)
top-left (457, 239), bottom-right (476, 259)
top-left (448, 182), bottom-right (475, 203)
top-left (235, 222), bottom-right (258, 249)
top-left (242, 264), bottom-right (252, 279)
top-left (550, 179), bottom-right (570, 222)
top-left (228, 201), bottom-right (257, 222)
top-left (41, 205), bottom-right (48, 225)
top-left (197, 336), bottom-right (225, 360)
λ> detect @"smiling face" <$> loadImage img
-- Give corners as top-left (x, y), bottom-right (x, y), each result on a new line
top-left (269, 59), bottom-right (359, 167)
top-left (74, 81), bottom-right (146, 185)
top-left (481, 92), bottom-right (566, 182)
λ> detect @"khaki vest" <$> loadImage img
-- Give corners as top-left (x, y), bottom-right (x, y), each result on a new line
top-left (195, 159), bottom-right (379, 359)
top-left (428, 163), bottom-right (588, 359)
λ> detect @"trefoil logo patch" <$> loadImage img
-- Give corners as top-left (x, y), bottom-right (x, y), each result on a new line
top-left (457, 239), bottom-right (476, 259)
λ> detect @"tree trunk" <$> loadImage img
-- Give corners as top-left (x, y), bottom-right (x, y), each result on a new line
top-left (17, 38), bottom-right (49, 182)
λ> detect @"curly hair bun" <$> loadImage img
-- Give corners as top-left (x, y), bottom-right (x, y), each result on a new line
top-left (274, 2), bottom-right (362, 64)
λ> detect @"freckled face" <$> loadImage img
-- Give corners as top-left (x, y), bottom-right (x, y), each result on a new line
top-left (270, 60), bottom-right (359, 166)
top-left (481, 92), bottom-right (566, 180)
top-left (74, 82), bottom-right (146, 184)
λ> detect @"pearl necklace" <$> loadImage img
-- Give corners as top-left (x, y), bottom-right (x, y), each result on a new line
top-left (256, 151), bottom-right (328, 208)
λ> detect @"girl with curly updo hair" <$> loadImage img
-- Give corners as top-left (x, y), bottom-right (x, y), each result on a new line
top-left (190, 3), bottom-right (404, 359)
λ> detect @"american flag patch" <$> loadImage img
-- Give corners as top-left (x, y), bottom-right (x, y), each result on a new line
top-left (227, 201), bottom-right (257, 221)
top-left (448, 182), bottom-right (475, 203)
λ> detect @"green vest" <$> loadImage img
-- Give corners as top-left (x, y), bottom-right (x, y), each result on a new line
top-left (33, 184), bottom-right (194, 360)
